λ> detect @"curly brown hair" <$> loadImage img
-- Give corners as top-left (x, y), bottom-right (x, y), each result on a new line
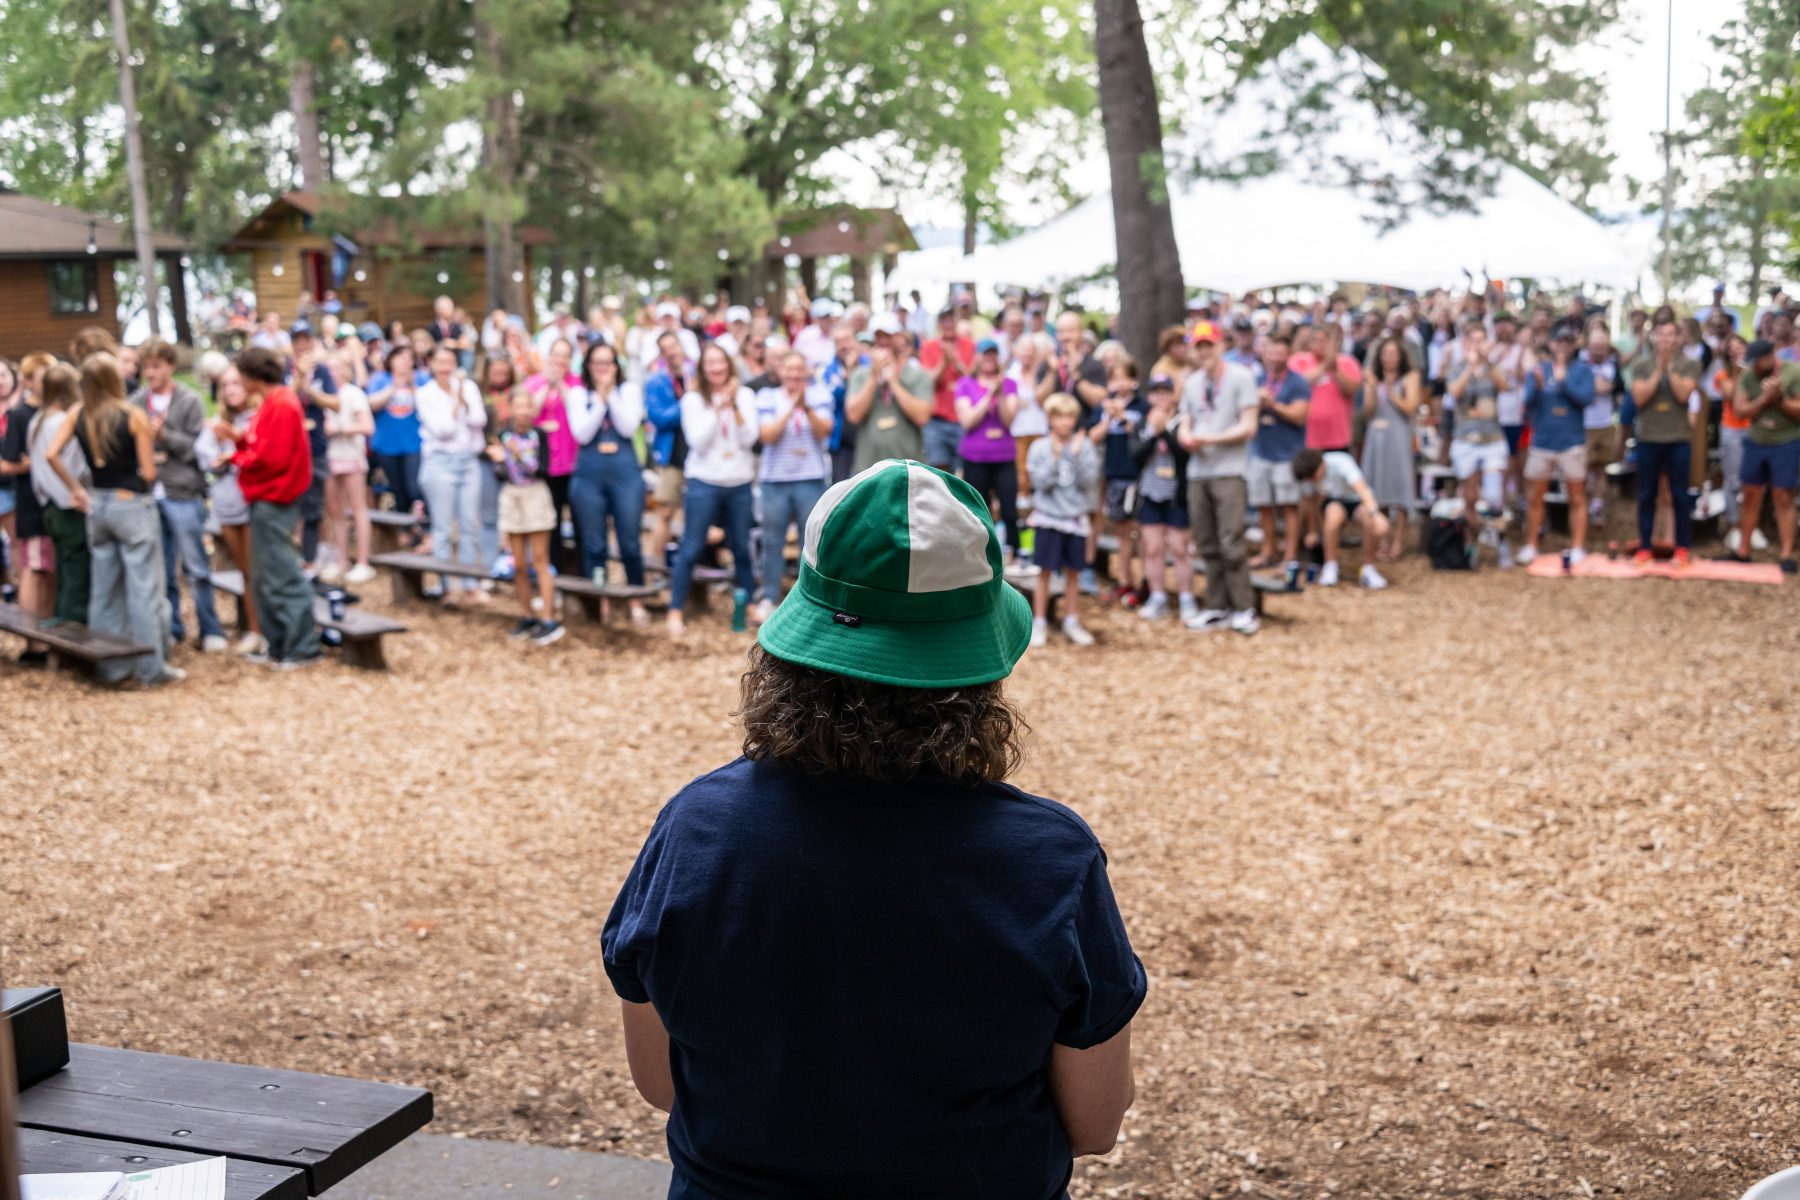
top-left (737, 645), bottom-right (1027, 785)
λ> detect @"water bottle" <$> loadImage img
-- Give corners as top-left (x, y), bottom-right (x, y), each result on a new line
top-left (731, 588), bottom-right (749, 633)
top-left (327, 588), bottom-right (347, 621)
top-left (1560, 549), bottom-right (1572, 574)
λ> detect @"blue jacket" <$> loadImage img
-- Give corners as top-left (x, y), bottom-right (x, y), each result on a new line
top-left (1525, 359), bottom-right (1594, 453)
top-left (643, 369), bottom-right (683, 467)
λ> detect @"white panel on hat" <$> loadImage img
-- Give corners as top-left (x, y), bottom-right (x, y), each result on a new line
top-left (905, 463), bottom-right (995, 594)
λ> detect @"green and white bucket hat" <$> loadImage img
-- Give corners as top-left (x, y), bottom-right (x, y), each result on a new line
top-left (757, 459), bottom-right (1034, 689)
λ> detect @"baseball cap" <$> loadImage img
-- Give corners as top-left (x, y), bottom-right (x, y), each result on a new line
top-left (1231, 315), bottom-right (1254, 332)
top-left (357, 321), bottom-right (383, 343)
top-left (725, 305), bottom-right (751, 324)
top-left (856, 330), bottom-right (876, 345)
top-left (1147, 373), bottom-right (1176, 391)
top-left (976, 336), bottom-right (1000, 354)
top-left (655, 301), bottom-right (681, 319)
top-left (1493, 310), bottom-right (1519, 324)
top-left (289, 319), bottom-right (313, 338)
top-left (1747, 338), bottom-right (1777, 359)
top-left (601, 294), bottom-right (623, 310)
top-left (757, 460), bottom-right (1032, 689)
top-left (810, 298), bottom-right (838, 319)
top-left (869, 313), bottom-right (903, 336)
top-left (1187, 320), bottom-right (1222, 345)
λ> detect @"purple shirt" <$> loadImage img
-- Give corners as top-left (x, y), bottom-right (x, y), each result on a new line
top-left (956, 375), bottom-right (1018, 463)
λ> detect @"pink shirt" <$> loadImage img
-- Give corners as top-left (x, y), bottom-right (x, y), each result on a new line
top-left (1292, 351), bottom-right (1362, 450)
top-left (528, 372), bottom-right (581, 477)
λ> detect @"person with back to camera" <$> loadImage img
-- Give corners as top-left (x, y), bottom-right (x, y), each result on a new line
top-left (602, 458), bottom-right (1145, 1200)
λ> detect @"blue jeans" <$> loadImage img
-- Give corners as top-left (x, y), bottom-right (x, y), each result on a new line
top-left (922, 417), bottom-right (962, 471)
top-left (670, 479), bottom-right (754, 612)
top-left (87, 491), bottom-right (172, 684)
top-left (158, 496), bottom-right (224, 642)
top-left (374, 451), bottom-right (422, 518)
top-left (1636, 439), bottom-right (1693, 550)
top-left (419, 453), bottom-right (484, 590)
top-left (478, 460), bottom-right (501, 572)
top-left (758, 477), bottom-right (826, 602)
top-left (569, 447), bottom-right (648, 585)
top-left (1720, 426), bottom-right (1748, 525)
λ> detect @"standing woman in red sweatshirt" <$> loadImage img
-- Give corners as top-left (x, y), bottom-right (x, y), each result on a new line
top-left (211, 348), bottom-right (320, 668)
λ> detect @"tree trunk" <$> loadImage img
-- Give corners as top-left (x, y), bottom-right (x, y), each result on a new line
top-left (963, 193), bottom-right (978, 257)
top-left (476, 1), bottom-right (523, 316)
top-left (1747, 156), bottom-right (1769, 307)
top-left (1094, 0), bottom-right (1185, 366)
top-left (109, 0), bottom-right (161, 339)
top-left (546, 248), bottom-right (566, 310)
top-left (290, 59), bottom-right (325, 192)
top-left (164, 254), bottom-right (193, 346)
top-left (799, 256), bottom-right (819, 301)
top-left (574, 265), bottom-right (589, 320)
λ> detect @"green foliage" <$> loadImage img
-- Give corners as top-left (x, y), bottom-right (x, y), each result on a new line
top-left (1202, 0), bottom-right (1621, 212)
top-left (1673, 0), bottom-right (1800, 291)
top-left (0, 0), bottom-right (282, 246)
top-left (695, 0), bottom-right (1094, 230)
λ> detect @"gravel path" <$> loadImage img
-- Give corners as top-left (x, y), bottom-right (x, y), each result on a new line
top-left (6, 558), bottom-right (1797, 1198)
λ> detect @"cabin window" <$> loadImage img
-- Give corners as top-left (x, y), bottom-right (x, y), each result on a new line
top-left (47, 259), bottom-right (100, 315)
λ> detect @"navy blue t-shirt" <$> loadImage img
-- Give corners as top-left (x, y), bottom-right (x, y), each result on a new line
top-left (1251, 368), bottom-right (1311, 463)
top-left (602, 757), bottom-right (1146, 1200)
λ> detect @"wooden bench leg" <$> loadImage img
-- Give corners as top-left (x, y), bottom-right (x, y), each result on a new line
top-left (340, 636), bottom-right (388, 670)
top-left (391, 569), bottom-right (423, 606)
top-left (1254, 588), bottom-right (1265, 616)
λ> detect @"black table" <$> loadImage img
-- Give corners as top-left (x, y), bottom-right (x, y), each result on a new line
top-left (9, 989), bottom-right (432, 1197)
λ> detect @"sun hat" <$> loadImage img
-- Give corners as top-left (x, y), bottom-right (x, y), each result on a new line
top-left (725, 305), bottom-right (751, 324)
top-left (757, 459), bottom-right (1033, 689)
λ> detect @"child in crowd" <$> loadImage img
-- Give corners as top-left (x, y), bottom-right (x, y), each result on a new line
top-left (1026, 393), bottom-right (1100, 648)
top-left (1093, 353), bottom-right (1146, 596)
top-left (322, 352), bottom-right (377, 585)
top-left (1291, 447), bottom-right (1391, 590)
top-left (1128, 373), bottom-right (1195, 621)
top-left (491, 388), bottom-right (563, 645)
top-left (28, 361), bottom-right (90, 625)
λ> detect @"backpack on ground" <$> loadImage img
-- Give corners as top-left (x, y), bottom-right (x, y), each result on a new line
top-left (1424, 497), bottom-right (1475, 570)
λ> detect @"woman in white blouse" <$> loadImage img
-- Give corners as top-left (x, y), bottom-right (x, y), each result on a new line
top-left (416, 342), bottom-right (491, 605)
top-left (666, 342), bottom-right (758, 638)
top-left (567, 341), bottom-right (651, 625)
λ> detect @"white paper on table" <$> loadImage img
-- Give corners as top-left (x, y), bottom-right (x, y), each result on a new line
top-left (18, 1172), bottom-right (130, 1200)
top-left (120, 1158), bottom-right (227, 1200)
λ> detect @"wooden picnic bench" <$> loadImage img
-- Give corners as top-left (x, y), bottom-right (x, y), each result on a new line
top-left (367, 509), bottom-right (420, 554)
top-left (8, 987), bottom-right (430, 1198)
top-left (554, 575), bottom-right (664, 625)
top-left (1004, 566), bottom-right (1291, 621)
top-left (0, 603), bottom-right (153, 675)
top-left (212, 571), bottom-right (408, 670)
top-left (369, 551), bottom-right (491, 606)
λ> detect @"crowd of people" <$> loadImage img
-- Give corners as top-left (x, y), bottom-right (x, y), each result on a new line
top-left (2, 278), bottom-right (1797, 678)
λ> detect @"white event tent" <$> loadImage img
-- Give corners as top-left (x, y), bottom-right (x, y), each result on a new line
top-left (890, 37), bottom-right (1642, 299)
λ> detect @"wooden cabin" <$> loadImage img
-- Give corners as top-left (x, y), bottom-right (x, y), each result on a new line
top-left (0, 190), bottom-right (186, 361)
top-left (223, 192), bottom-right (551, 330)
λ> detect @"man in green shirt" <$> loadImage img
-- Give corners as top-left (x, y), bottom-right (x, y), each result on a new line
top-left (1626, 318), bottom-right (1701, 566)
top-left (1730, 339), bottom-right (1800, 572)
top-left (846, 315), bottom-right (933, 473)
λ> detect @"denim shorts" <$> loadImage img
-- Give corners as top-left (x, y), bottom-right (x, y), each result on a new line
top-left (1741, 438), bottom-right (1800, 490)
top-left (1135, 496), bottom-right (1189, 529)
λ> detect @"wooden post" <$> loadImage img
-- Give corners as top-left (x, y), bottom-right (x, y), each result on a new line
top-left (108, 0), bottom-right (162, 339)
top-left (1, 961), bottom-right (22, 1200)
top-left (164, 253), bottom-right (193, 346)
top-left (849, 255), bottom-right (871, 305)
top-left (799, 256), bottom-right (818, 301)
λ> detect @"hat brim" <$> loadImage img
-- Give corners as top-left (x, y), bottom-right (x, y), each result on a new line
top-left (756, 579), bottom-right (1034, 689)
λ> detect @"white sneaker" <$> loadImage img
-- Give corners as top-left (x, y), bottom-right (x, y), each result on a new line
top-left (1229, 609), bottom-right (1260, 636)
top-left (346, 562), bottom-right (377, 585)
top-left (1317, 561), bottom-right (1340, 587)
top-left (1177, 595), bottom-right (1200, 623)
top-left (1752, 529), bottom-right (1771, 552)
top-left (1062, 616), bottom-right (1095, 647)
top-left (1184, 608), bottom-right (1230, 632)
top-left (1029, 619), bottom-right (1048, 649)
top-left (1727, 528), bottom-right (1743, 553)
top-left (318, 564), bottom-right (345, 585)
top-left (1138, 593), bottom-right (1170, 620)
top-left (234, 632), bottom-right (268, 657)
top-left (1359, 564), bottom-right (1389, 590)
top-left (201, 635), bottom-right (230, 654)
top-left (749, 599), bottom-right (775, 625)
top-left (1569, 547), bottom-right (1586, 566)
top-left (1516, 544), bottom-right (1537, 566)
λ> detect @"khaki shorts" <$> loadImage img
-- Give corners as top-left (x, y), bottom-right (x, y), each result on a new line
top-left (654, 464), bottom-right (685, 507)
top-left (1525, 443), bottom-right (1588, 483)
top-left (499, 480), bottom-right (557, 536)
top-left (1247, 456), bottom-right (1300, 507)
top-left (1584, 426), bottom-right (1617, 468)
